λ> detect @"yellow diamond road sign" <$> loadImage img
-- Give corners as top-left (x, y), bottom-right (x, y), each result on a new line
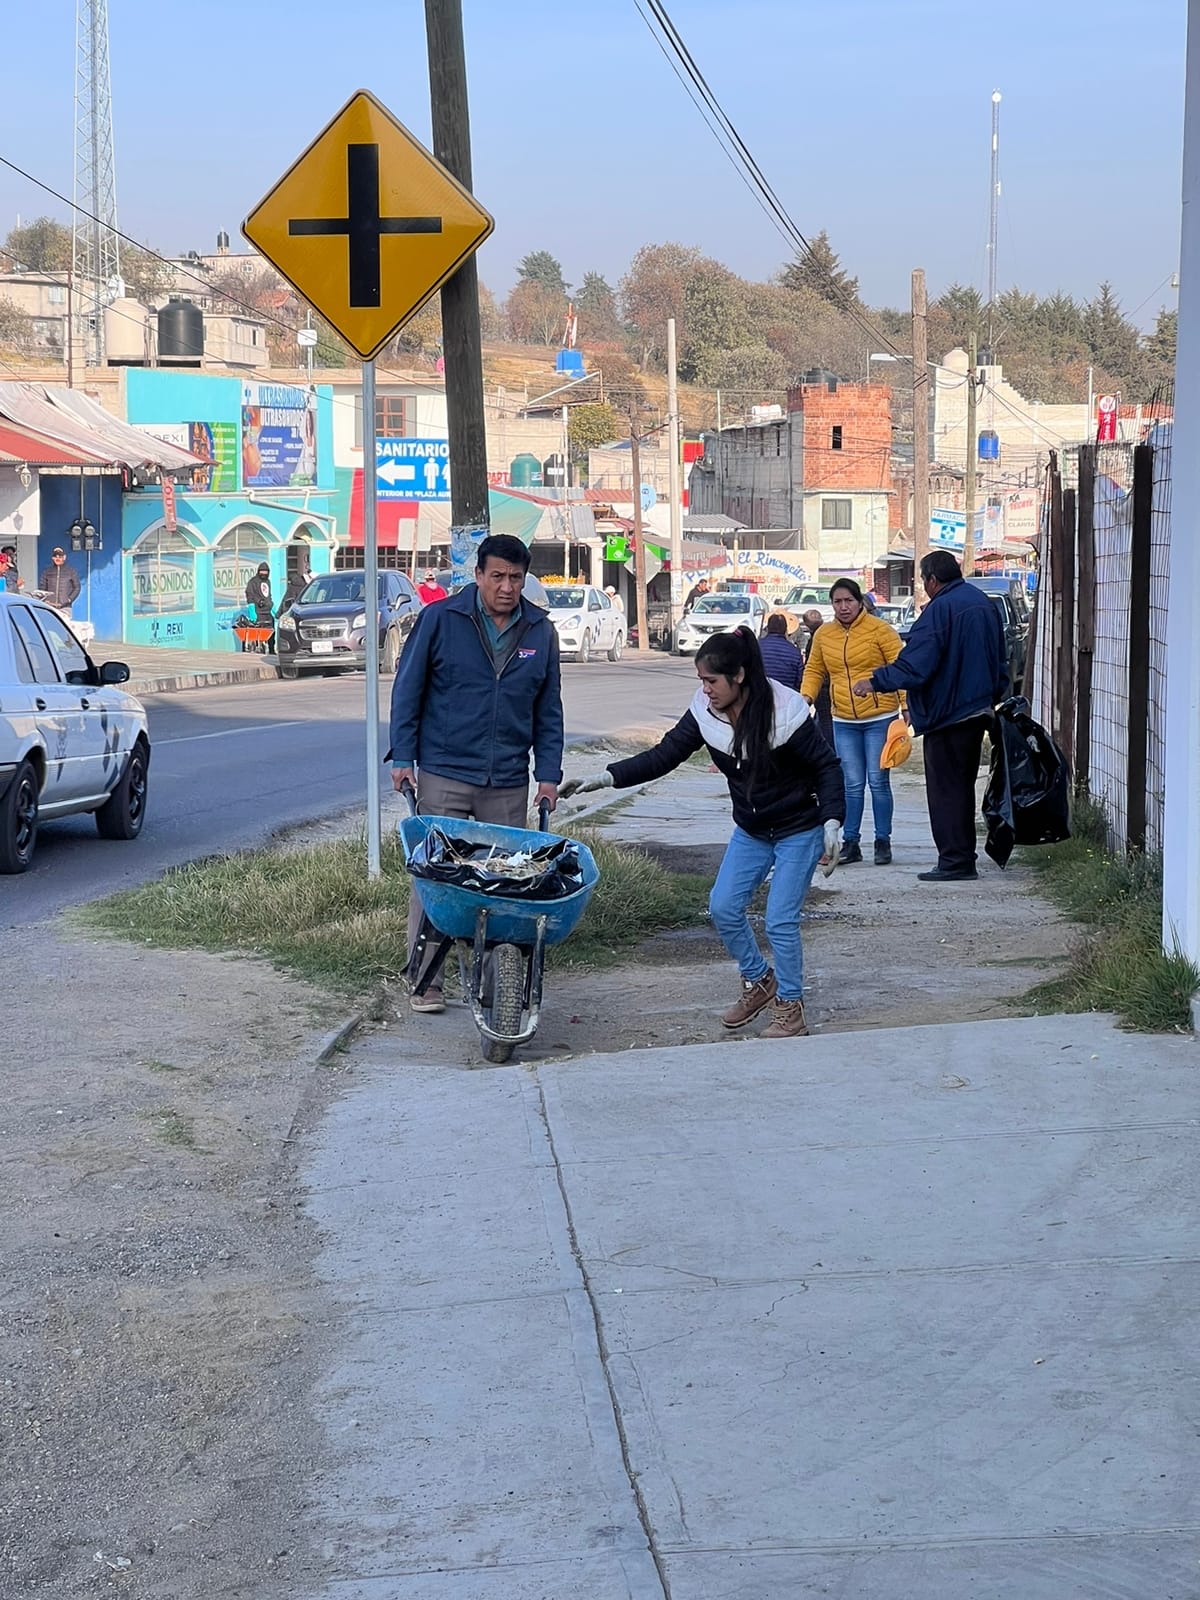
top-left (243, 89), bottom-right (494, 361)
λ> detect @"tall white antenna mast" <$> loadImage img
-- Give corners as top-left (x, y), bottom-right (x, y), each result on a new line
top-left (986, 89), bottom-right (1001, 352)
top-left (73, 0), bottom-right (122, 366)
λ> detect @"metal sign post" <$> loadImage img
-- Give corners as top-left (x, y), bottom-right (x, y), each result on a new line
top-left (362, 358), bottom-right (382, 879)
top-left (242, 87), bottom-right (493, 882)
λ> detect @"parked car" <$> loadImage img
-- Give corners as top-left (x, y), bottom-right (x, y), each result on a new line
top-left (673, 591), bottom-right (770, 655)
top-left (776, 582), bottom-right (836, 634)
top-left (875, 601), bottom-right (912, 629)
top-left (0, 593), bottom-right (148, 873)
top-left (275, 569), bottom-right (422, 678)
top-left (544, 584), bottom-right (625, 662)
top-left (966, 573), bottom-right (1032, 625)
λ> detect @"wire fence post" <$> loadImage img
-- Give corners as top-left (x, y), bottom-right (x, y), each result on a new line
top-left (1074, 446), bottom-right (1096, 796)
top-left (1126, 443), bottom-right (1154, 853)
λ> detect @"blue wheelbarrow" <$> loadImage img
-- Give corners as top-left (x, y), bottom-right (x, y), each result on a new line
top-left (399, 788), bottom-right (600, 1063)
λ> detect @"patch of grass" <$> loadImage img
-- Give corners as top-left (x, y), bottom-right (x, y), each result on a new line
top-left (142, 1108), bottom-right (206, 1152)
top-left (1023, 796), bottom-right (1198, 1032)
top-left (79, 828), bottom-right (713, 994)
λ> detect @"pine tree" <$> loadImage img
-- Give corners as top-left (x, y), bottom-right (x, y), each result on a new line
top-left (779, 231), bottom-right (859, 308)
top-left (516, 250), bottom-right (568, 294)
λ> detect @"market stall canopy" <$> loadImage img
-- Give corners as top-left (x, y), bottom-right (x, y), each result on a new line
top-left (0, 383), bottom-right (202, 472)
top-left (0, 419), bottom-right (106, 467)
top-left (490, 487), bottom-right (595, 545)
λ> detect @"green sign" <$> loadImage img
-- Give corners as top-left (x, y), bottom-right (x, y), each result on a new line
top-left (604, 535), bottom-right (629, 563)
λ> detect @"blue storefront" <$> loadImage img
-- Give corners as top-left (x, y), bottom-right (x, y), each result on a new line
top-left (121, 370), bottom-right (337, 650)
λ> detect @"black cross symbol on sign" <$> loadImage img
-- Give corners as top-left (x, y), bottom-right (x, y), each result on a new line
top-left (289, 143), bottom-right (442, 308)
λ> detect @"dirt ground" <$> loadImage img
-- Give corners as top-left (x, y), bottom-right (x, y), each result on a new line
top-left (0, 764), bottom-right (1071, 1596)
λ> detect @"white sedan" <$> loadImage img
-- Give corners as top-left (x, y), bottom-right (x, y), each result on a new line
top-left (674, 592), bottom-right (770, 654)
top-left (0, 593), bottom-right (149, 873)
top-left (544, 584), bottom-right (626, 663)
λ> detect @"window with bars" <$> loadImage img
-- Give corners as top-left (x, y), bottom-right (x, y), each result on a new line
top-left (336, 545), bottom-right (412, 572)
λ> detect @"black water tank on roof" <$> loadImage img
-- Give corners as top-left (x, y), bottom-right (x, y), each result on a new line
top-left (158, 297), bottom-right (204, 362)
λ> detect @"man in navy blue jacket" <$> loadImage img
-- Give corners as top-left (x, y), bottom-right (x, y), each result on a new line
top-left (853, 549), bottom-right (1007, 881)
top-left (389, 534), bottom-right (564, 1009)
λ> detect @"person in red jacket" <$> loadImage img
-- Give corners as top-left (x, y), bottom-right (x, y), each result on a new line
top-left (417, 569), bottom-right (448, 604)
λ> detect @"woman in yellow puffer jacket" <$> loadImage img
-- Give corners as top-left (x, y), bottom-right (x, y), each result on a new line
top-left (801, 578), bottom-right (904, 865)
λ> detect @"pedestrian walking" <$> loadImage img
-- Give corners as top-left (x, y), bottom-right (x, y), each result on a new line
top-left (389, 533), bottom-right (564, 1013)
top-left (418, 568), bottom-right (448, 605)
top-left (277, 560), bottom-right (312, 618)
top-left (245, 562), bottom-right (273, 625)
top-left (800, 609), bottom-right (835, 747)
top-left (561, 626), bottom-right (844, 1039)
top-left (802, 577), bottom-right (905, 866)
top-left (853, 549), bottom-right (1008, 881)
top-left (0, 545), bottom-right (22, 593)
top-left (39, 547), bottom-right (80, 613)
top-left (758, 612), bottom-right (803, 690)
top-left (683, 576), bottom-right (710, 611)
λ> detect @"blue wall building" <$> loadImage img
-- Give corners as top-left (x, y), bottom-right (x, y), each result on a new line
top-left (120, 370), bottom-right (337, 650)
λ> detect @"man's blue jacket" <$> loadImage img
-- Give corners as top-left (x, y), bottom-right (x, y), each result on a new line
top-left (869, 577), bottom-right (1008, 734)
top-left (388, 585), bottom-right (564, 786)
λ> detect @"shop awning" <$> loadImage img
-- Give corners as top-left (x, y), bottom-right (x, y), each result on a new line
top-left (0, 419), bottom-right (105, 467)
top-left (646, 538), bottom-right (728, 573)
top-left (0, 382), bottom-right (202, 472)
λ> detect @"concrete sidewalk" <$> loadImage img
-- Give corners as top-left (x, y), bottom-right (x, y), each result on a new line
top-left (92, 638), bottom-right (279, 695)
top-left (303, 1012), bottom-right (1199, 1598)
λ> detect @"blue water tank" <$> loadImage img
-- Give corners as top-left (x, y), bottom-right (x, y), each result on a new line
top-left (978, 429), bottom-right (1000, 461)
top-left (555, 350), bottom-right (586, 377)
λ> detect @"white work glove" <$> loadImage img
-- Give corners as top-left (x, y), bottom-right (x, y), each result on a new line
top-left (559, 771), bottom-right (614, 801)
top-left (821, 819), bottom-right (842, 878)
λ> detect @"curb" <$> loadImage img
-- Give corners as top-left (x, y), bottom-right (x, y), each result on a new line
top-left (130, 664), bottom-right (280, 695)
top-left (315, 1012), bottom-right (366, 1064)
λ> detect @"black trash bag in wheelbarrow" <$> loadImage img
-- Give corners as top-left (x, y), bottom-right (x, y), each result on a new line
top-left (409, 826), bottom-right (586, 900)
top-left (982, 696), bottom-right (1071, 869)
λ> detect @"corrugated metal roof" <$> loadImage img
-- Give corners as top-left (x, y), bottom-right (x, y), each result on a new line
top-left (0, 383), bottom-right (201, 471)
top-left (0, 420), bottom-right (105, 466)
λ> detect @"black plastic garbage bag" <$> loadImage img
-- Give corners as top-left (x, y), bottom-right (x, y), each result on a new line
top-left (409, 826), bottom-right (586, 900)
top-left (983, 697), bottom-right (1071, 868)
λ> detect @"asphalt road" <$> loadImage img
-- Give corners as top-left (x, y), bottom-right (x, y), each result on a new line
top-left (2, 654), bottom-right (699, 928)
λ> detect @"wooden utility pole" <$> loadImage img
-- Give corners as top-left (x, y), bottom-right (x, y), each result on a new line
top-left (911, 269), bottom-right (930, 602)
top-left (425, 0), bottom-right (489, 540)
top-left (962, 331), bottom-right (978, 575)
top-left (666, 317), bottom-right (684, 632)
top-left (630, 425), bottom-right (651, 656)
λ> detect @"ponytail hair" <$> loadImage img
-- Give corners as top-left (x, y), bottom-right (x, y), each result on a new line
top-left (695, 626), bottom-right (775, 789)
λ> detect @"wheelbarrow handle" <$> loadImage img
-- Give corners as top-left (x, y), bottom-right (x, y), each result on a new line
top-left (538, 797), bottom-right (552, 832)
top-left (398, 778), bottom-right (418, 817)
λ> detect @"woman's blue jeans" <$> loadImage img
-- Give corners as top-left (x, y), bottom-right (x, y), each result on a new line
top-left (707, 825), bottom-right (824, 1002)
top-left (833, 718), bottom-right (894, 844)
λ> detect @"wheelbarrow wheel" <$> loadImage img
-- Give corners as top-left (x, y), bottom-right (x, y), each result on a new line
top-left (480, 943), bottom-right (525, 1063)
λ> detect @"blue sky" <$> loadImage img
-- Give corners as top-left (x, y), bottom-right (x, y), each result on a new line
top-left (2, 0), bottom-right (1186, 326)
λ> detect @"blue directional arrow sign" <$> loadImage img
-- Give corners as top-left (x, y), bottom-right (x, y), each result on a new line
top-left (376, 437), bottom-right (451, 501)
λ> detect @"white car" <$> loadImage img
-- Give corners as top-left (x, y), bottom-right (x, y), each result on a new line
top-left (544, 584), bottom-right (625, 663)
top-left (674, 592), bottom-right (770, 655)
top-left (0, 593), bottom-right (149, 873)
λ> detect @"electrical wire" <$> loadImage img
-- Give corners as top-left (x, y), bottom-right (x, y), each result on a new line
top-left (631, 0), bottom-right (907, 360)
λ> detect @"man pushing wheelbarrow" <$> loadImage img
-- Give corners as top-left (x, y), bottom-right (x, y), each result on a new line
top-left (388, 534), bottom-right (565, 1016)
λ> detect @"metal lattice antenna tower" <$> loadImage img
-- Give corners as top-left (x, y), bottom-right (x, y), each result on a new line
top-left (72, 0), bottom-right (121, 366)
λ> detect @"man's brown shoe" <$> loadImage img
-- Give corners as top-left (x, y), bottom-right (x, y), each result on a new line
top-left (722, 970), bottom-right (777, 1029)
top-left (410, 986), bottom-right (445, 1014)
top-left (761, 998), bottom-right (809, 1038)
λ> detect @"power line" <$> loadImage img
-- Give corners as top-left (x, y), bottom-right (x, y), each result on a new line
top-left (631, 0), bottom-right (906, 361)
